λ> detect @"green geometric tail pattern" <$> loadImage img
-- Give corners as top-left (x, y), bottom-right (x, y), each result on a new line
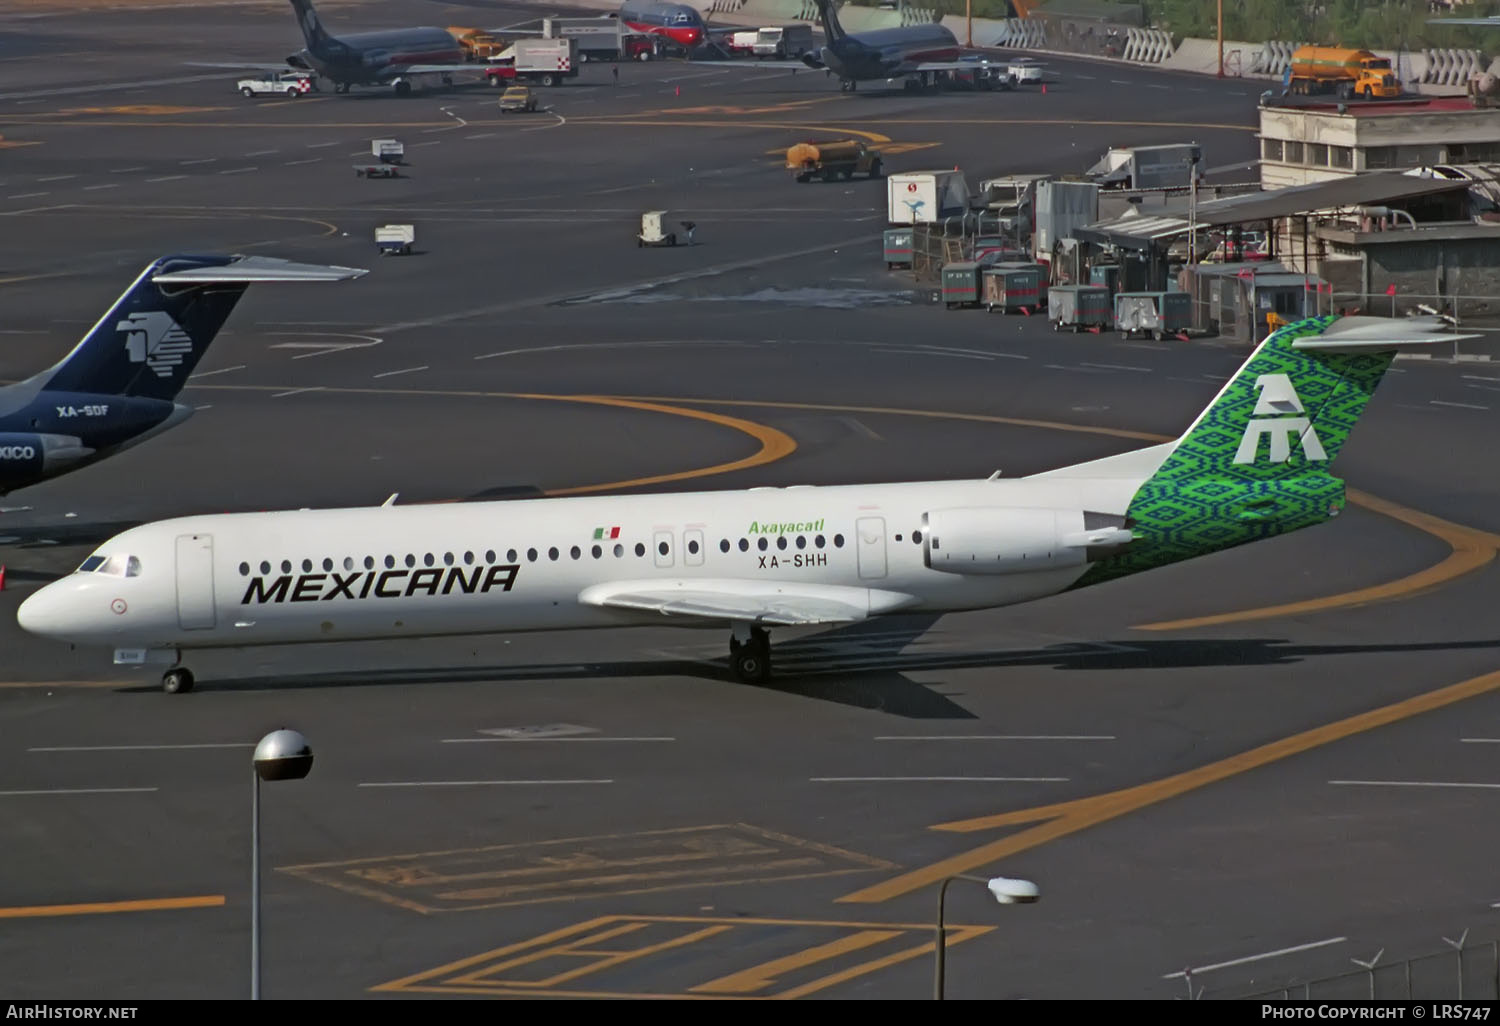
top-left (1073, 314), bottom-right (1395, 588)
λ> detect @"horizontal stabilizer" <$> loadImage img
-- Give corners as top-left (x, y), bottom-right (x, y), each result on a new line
top-left (152, 256), bottom-right (368, 283)
top-left (1291, 333), bottom-right (1481, 353)
top-left (1288, 314), bottom-right (1480, 353)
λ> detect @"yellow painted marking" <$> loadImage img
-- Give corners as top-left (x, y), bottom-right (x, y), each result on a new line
top-left (690, 929), bottom-right (901, 993)
top-left (448, 922), bottom-right (733, 988)
top-left (0, 895), bottom-right (224, 918)
top-left (839, 666), bottom-right (1500, 904)
top-left (57, 105), bottom-right (228, 116)
top-left (0, 272), bottom-right (70, 286)
top-left (0, 138), bottom-right (41, 149)
top-left (568, 118), bottom-right (895, 144)
top-left (655, 96), bottom-right (851, 116)
top-left (373, 913), bottom-right (992, 999)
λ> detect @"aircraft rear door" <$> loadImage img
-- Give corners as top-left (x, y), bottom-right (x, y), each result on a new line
top-left (653, 530), bottom-right (675, 569)
top-left (856, 517), bottom-right (887, 580)
top-left (175, 534), bottom-right (216, 630)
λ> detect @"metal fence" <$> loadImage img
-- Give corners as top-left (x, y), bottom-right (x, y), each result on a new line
top-left (1202, 933), bottom-right (1500, 1001)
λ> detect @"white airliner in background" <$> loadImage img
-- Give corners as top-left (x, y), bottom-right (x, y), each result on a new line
top-left (16, 315), bottom-right (1470, 693)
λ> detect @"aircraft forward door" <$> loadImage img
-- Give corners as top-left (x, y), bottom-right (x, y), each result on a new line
top-left (856, 516), bottom-right (887, 580)
top-left (653, 530), bottom-right (675, 569)
top-left (684, 529), bottom-right (705, 567)
top-left (175, 534), bottom-right (216, 630)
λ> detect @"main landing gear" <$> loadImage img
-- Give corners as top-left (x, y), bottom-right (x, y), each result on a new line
top-left (729, 624), bottom-right (772, 684)
top-left (839, 78), bottom-right (857, 92)
top-left (162, 667), bottom-right (195, 694)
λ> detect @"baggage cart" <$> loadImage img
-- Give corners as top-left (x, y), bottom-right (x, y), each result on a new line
top-left (982, 264), bottom-right (1041, 314)
top-left (354, 163), bottom-right (402, 178)
top-left (1049, 284), bottom-right (1111, 332)
top-left (375, 224), bottom-right (415, 255)
top-left (1114, 290), bottom-right (1192, 339)
top-left (883, 228), bottom-right (913, 269)
top-left (940, 261), bottom-right (982, 309)
top-left (989, 260), bottom-right (1049, 308)
top-left (637, 210), bottom-right (676, 247)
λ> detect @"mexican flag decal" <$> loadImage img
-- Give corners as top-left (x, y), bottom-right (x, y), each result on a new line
top-left (593, 526), bottom-right (621, 540)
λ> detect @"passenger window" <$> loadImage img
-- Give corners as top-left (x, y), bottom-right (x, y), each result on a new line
top-left (385, 555), bottom-right (395, 569)
top-left (404, 554), bottom-right (416, 568)
top-left (795, 536), bottom-right (806, 550)
top-left (281, 560), bottom-right (292, 573)
top-left (719, 539), bottom-right (730, 553)
top-left (834, 534), bottom-right (845, 547)
top-left (364, 556), bottom-right (374, 570)
top-left (815, 535), bottom-right (825, 548)
top-left (79, 555), bottom-right (106, 573)
top-left (658, 541), bottom-right (669, 556)
top-left (463, 551), bottom-right (474, 565)
top-left (570, 546), bottom-right (581, 560)
top-left (486, 550), bottom-right (496, 564)
top-left (237, 562), bottom-right (249, 577)
top-left (776, 537), bottom-right (787, 550)
top-left (688, 539), bottom-right (699, 554)
top-left (423, 553), bottom-right (434, 567)
top-left (527, 548), bottom-right (538, 562)
top-left (260, 561), bottom-right (272, 575)
top-left (302, 559), bottom-right (313, 572)
top-left (739, 538), bottom-right (749, 552)
top-left (507, 549), bottom-right (517, 563)
top-left (894, 534), bottom-right (903, 542)
top-left (613, 544), bottom-right (624, 557)
top-left (757, 538), bottom-right (768, 551)
top-left (322, 558), bottom-right (333, 572)
top-left (443, 552), bottom-right (454, 566)
top-left (635, 543), bottom-right (646, 557)
top-left (343, 557), bottom-right (354, 571)
top-left (548, 547), bottom-right (559, 561)
top-left (126, 556), bottom-right (141, 578)
top-left (913, 530), bottom-right (923, 543)
top-left (592, 544), bottom-right (602, 559)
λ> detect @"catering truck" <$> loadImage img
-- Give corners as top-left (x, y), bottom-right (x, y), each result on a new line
top-left (543, 16), bottom-right (633, 62)
top-left (752, 25), bottom-right (815, 59)
top-left (1284, 46), bottom-right (1400, 99)
top-left (486, 38), bottom-right (579, 87)
top-left (1086, 143), bottom-right (1202, 190)
top-left (887, 170), bottom-right (971, 225)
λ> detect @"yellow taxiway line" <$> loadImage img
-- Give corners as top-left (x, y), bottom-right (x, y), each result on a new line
top-left (0, 895), bottom-right (225, 919)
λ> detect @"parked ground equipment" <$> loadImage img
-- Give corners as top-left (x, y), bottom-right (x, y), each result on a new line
top-left (376, 224), bottom-right (415, 255)
top-left (1115, 290), bottom-right (1192, 339)
top-left (941, 262), bottom-right (983, 309)
top-left (787, 140), bottom-right (883, 182)
top-left (883, 227), bottom-right (913, 269)
top-left (486, 38), bottom-right (579, 87)
top-left (887, 170), bottom-right (971, 225)
top-left (982, 264), bottom-right (1042, 314)
top-left (638, 210), bottom-right (677, 247)
top-left (499, 86), bottom-right (538, 112)
top-left (1049, 284), bottom-right (1111, 331)
top-left (990, 260), bottom-right (1049, 308)
top-left (371, 139), bottom-right (404, 164)
top-left (1086, 144), bottom-right (1201, 190)
top-left (1284, 46), bottom-right (1400, 99)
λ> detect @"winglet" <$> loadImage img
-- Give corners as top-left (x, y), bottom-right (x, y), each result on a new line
top-left (382, 493), bottom-right (399, 507)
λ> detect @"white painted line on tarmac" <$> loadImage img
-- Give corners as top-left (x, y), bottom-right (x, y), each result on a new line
top-left (373, 365), bottom-right (429, 378)
top-left (358, 779), bottom-right (614, 787)
top-left (1461, 738), bottom-right (1500, 743)
top-left (244, 149), bottom-right (279, 157)
top-left (8, 192), bottom-right (47, 199)
top-left (82, 184), bottom-right (118, 191)
top-left (110, 166), bottom-right (146, 173)
top-left (1430, 400), bottom-right (1489, 410)
top-left (283, 158), bottom-right (321, 166)
top-left (1331, 779), bottom-right (1500, 789)
top-left (1162, 937), bottom-right (1346, 979)
top-left (29, 743), bottom-right (253, 752)
top-left (217, 167), bottom-right (257, 175)
top-left (1080, 362), bottom-right (1151, 372)
top-left (270, 387), bottom-right (324, 399)
top-left (465, 132), bottom-right (496, 139)
top-left (187, 365), bottom-right (245, 379)
top-left (36, 174), bottom-right (74, 182)
top-left (810, 776), bottom-right (1069, 783)
top-left (145, 175), bottom-right (187, 183)
top-left (441, 736), bottom-right (674, 743)
top-left (0, 787), bottom-right (159, 796)
top-left (180, 158), bottom-right (217, 166)
top-left (1045, 364), bottom-right (1112, 374)
top-left (306, 141), bottom-right (341, 149)
top-left (874, 735), bottom-right (1114, 741)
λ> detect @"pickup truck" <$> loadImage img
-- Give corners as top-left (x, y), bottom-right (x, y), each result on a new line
top-left (237, 72), bottom-right (314, 98)
top-left (499, 86), bottom-right (538, 112)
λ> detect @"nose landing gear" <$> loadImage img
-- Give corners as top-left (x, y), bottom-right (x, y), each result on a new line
top-left (162, 667), bottom-right (195, 694)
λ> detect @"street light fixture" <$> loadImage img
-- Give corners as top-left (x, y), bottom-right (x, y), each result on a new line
top-left (251, 728), bottom-right (313, 1000)
top-left (934, 873), bottom-right (1040, 999)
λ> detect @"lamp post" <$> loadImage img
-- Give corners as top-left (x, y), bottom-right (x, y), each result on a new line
top-left (967, 0), bottom-right (973, 48)
top-left (934, 874), bottom-right (1039, 999)
top-left (252, 728), bottom-right (314, 1001)
top-left (1217, 0), bottom-right (1224, 78)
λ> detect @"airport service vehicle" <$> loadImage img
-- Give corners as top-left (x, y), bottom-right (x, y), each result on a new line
top-left (728, 30), bottom-right (760, 55)
top-left (979, 174), bottom-right (1049, 239)
top-left (723, 0), bottom-right (987, 92)
top-left (195, 0), bottom-right (473, 96)
top-left (753, 25), bottom-right (815, 60)
top-left (543, 16), bottom-right (628, 62)
top-left (237, 71), bottom-right (312, 97)
top-left (1086, 143), bottom-right (1202, 190)
top-left (787, 140), bottom-right (883, 182)
top-left (486, 38), bottom-right (578, 87)
top-left (887, 170), bottom-right (971, 225)
top-left (375, 224), bottom-right (415, 254)
top-left (1007, 57), bottom-right (1045, 84)
top-left (371, 138), bottom-right (404, 163)
top-left (618, 0), bottom-right (705, 49)
top-left (449, 26), bottom-right (508, 60)
top-left (18, 316), bottom-right (1475, 694)
top-left (0, 255), bottom-right (365, 497)
top-left (637, 210), bottom-right (678, 247)
top-left (1115, 290), bottom-right (1192, 340)
top-left (499, 85), bottom-right (539, 112)
top-left (1284, 46), bottom-right (1399, 99)
top-left (1049, 284), bottom-right (1111, 331)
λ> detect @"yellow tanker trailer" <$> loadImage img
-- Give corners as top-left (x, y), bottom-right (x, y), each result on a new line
top-left (1285, 46), bottom-right (1400, 99)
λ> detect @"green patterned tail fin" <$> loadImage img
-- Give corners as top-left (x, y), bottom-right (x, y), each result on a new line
top-left (1075, 314), bottom-right (1467, 587)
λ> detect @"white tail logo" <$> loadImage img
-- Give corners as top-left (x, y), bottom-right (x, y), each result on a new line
top-left (118, 311), bottom-right (193, 379)
top-left (1233, 373), bottom-right (1328, 464)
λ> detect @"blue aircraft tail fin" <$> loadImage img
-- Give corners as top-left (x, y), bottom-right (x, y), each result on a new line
top-left (812, 0), bottom-right (846, 43)
top-left (287, 0), bottom-right (344, 58)
top-left (40, 254), bottom-right (368, 401)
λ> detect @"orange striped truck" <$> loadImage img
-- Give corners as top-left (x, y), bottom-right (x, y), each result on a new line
top-left (1284, 46), bottom-right (1400, 100)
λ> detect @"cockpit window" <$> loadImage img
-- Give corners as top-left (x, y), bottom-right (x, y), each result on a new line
top-left (673, 13), bottom-right (690, 22)
top-left (77, 555), bottom-right (106, 573)
top-left (126, 556), bottom-right (141, 578)
top-left (90, 554), bottom-right (139, 577)
top-left (99, 554), bottom-right (128, 576)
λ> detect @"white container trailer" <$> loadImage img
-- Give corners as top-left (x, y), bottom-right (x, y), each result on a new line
top-left (499, 38), bottom-right (579, 85)
top-left (1086, 143), bottom-right (1202, 190)
top-left (887, 170), bottom-right (971, 225)
top-left (542, 16), bottom-right (624, 61)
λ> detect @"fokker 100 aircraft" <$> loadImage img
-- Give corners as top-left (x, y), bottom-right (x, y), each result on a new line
top-left (17, 314), bottom-right (1471, 694)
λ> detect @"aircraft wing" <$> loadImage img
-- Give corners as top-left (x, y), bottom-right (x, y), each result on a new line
top-left (715, 60), bottom-right (821, 69)
top-left (579, 579), bottom-right (918, 626)
top-left (185, 61), bottom-right (296, 72)
top-left (381, 63), bottom-right (488, 76)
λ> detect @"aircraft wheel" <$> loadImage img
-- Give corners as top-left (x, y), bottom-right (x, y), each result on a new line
top-left (241, 87), bottom-right (255, 98)
top-left (729, 630), bottom-right (771, 684)
top-left (394, 80), bottom-right (412, 97)
top-left (162, 668), bottom-right (194, 695)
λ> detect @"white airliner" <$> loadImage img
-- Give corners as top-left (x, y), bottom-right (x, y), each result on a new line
top-left (15, 314), bottom-right (1472, 693)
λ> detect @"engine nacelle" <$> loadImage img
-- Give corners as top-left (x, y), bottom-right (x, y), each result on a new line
top-left (0, 432), bottom-right (92, 483)
top-left (922, 507), bottom-right (1133, 576)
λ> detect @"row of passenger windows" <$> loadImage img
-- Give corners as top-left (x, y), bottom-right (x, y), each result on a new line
top-left (234, 529), bottom-right (939, 577)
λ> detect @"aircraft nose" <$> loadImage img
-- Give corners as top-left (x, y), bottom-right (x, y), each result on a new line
top-left (17, 582), bottom-right (77, 640)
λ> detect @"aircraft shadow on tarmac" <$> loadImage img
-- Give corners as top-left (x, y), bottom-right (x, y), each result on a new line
top-left (109, 615), bottom-right (1500, 719)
